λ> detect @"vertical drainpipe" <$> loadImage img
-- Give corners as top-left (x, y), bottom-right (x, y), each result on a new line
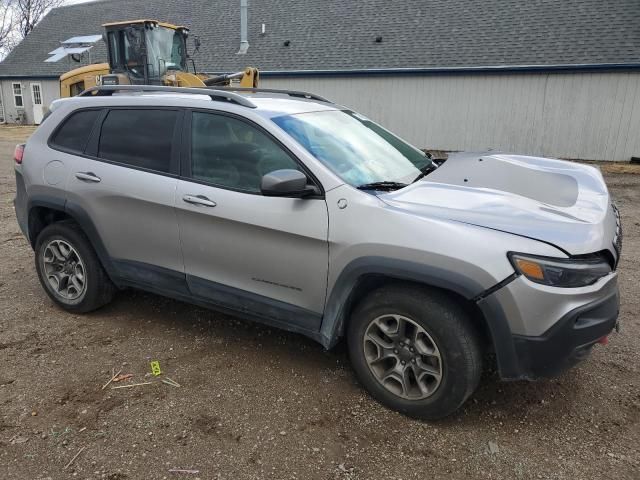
top-left (237, 0), bottom-right (249, 54)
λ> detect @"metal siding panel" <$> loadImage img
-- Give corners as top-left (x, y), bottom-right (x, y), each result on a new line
top-left (223, 73), bottom-right (639, 161)
top-left (41, 80), bottom-right (60, 108)
top-left (612, 74), bottom-right (636, 161)
top-left (623, 78), bottom-right (640, 160)
top-left (608, 73), bottom-right (632, 161)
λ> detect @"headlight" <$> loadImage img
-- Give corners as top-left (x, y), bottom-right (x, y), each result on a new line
top-left (508, 252), bottom-right (612, 288)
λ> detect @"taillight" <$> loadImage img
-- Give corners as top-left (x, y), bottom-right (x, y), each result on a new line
top-left (14, 144), bottom-right (25, 164)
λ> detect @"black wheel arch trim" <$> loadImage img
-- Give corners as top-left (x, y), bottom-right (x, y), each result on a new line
top-left (26, 195), bottom-right (119, 284)
top-left (26, 194), bottom-right (67, 247)
top-left (319, 256), bottom-right (494, 348)
top-left (63, 200), bottom-right (118, 282)
top-left (319, 257), bottom-right (523, 379)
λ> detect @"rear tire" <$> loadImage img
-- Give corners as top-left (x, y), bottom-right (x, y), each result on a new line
top-left (35, 221), bottom-right (115, 313)
top-left (347, 284), bottom-right (483, 420)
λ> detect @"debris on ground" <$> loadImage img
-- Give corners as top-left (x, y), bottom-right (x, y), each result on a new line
top-left (168, 468), bottom-right (200, 474)
top-left (9, 435), bottom-right (29, 445)
top-left (111, 382), bottom-right (154, 390)
top-left (49, 427), bottom-right (72, 438)
top-left (161, 377), bottom-right (181, 388)
top-left (101, 369), bottom-right (123, 390)
top-left (63, 446), bottom-right (86, 470)
top-left (112, 373), bottom-right (134, 383)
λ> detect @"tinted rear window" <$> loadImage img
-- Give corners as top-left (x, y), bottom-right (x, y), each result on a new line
top-left (50, 109), bottom-right (101, 153)
top-left (98, 109), bottom-right (178, 173)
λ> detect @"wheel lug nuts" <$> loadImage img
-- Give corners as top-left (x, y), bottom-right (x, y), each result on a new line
top-left (410, 347), bottom-right (415, 352)
top-left (411, 358), bottom-right (416, 363)
top-left (401, 360), bottom-right (406, 365)
top-left (393, 349), bottom-right (399, 354)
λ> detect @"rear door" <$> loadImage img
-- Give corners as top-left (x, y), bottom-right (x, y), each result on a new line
top-left (61, 107), bottom-right (187, 293)
top-left (175, 110), bottom-right (329, 330)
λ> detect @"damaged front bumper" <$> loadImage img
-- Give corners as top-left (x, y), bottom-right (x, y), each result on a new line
top-left (477, 272), bottom-right (619, 380)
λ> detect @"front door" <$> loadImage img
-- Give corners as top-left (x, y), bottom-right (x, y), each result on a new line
top-left (30, 83), bottom-right (43, 124)
top-left (175, 111), bottom-right (329, 331)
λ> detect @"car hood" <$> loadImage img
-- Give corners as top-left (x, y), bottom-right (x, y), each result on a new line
top-left (380, 152), bottom-right (619, 257)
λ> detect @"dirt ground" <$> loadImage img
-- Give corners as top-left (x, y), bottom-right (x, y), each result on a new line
top-left (1, 125), bottom-right (638, 480)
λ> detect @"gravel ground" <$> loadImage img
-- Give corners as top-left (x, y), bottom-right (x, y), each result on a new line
top-left (1, 126), bottom-right (638, 480)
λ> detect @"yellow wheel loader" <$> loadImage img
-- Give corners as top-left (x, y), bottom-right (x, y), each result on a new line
top-left (59, 19), bottom-right (259, 97)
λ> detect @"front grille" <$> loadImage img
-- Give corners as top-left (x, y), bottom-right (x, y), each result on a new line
top-left (612, 203), bottom-right (623, 267)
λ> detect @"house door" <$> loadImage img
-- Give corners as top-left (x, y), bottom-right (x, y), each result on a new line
top-left (30, 83), bottom-right (43, 124)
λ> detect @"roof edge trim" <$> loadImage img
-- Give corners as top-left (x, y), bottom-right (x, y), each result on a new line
top-left (2, 62), bottom-right (640, 81)
top-left (212, 63), bottom-right (640, 77)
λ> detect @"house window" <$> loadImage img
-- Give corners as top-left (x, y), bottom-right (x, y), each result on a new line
top-left (31, 83), bottom-right (42, 105)
top-left (12, 83), bottom-right (23, 108)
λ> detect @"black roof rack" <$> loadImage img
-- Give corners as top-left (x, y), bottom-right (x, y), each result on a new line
top-left (215, 86), bottom-right (331, 103)
top-left (78, 85), bottom-right (257, 108)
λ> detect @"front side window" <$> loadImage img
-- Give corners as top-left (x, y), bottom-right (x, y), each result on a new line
top-left (12, 83), bottom-right (23, 108)
top-left (107, 31), bottom-right (121, 68)
top-left (145, 26), bottom-right (186, 78)
top-left (191, 111), bottom-right (300, 192)
top-left (51, 109), bottom-right (101, 153)
top-left (123, 29), bottom-right (145, 78)
top-left (70, 81), bottom-right (85, 97)
top-left (272, 110), bottom-right (432, 188)
top-left (98, 109), bottom-right (177, 173)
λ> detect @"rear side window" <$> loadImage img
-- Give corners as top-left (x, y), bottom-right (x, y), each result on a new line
top-left (50, 109), bottom-right (101, 153)
top-left (98, 109), bottom-right (178, 173)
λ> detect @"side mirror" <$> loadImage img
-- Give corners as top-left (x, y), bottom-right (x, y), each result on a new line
top-left (261, 169), bottom-right (317, 197)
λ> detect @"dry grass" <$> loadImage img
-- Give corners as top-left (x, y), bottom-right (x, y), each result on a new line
top-left (594, 162), bottom-right (640, 175)
top-left (0, 125), bottom-right (37, 142)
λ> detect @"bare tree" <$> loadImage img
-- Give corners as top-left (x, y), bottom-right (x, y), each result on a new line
top-left (0, 0), bottom-right (15, 55)
top-left (14, 0), bottom-right (64, 39)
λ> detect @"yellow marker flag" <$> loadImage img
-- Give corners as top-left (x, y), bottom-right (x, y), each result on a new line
top-left (150, 361), bottom-right (161, 376)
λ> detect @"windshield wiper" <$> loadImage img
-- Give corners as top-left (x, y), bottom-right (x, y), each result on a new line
top-left (357, 181), bottom-right (408, 191)
top-left (412, 162), bottom-right (438, 184)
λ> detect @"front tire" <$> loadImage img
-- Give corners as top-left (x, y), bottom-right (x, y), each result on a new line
top-left (347, 284), bottom-right (483, 420)
top-left (35, 221), bottom-right (115, 313)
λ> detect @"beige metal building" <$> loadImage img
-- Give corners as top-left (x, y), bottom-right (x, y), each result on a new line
top-left (0, 0), bottom-right (638, 161)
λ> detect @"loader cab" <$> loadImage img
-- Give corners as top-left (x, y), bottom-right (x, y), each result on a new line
top-left (103, 20), bottom-right (189, 85)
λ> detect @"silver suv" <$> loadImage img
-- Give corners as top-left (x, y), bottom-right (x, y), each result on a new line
top-left (13, 85), bottom-right (621, 419)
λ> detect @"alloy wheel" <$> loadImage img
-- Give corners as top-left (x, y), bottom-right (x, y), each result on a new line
top-left (41, 239), bottom-right (87, 301)
top-left (363, 314), bottom-right (443, 400)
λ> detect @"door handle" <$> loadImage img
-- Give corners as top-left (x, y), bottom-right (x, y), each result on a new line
top-left (182, 194), bottom-right (217, 207)
top-left (75, 172), bottom-right (101, 183)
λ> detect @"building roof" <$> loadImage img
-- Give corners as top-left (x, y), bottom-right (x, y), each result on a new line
top-left (0, 0), bottom-right (639, 78)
